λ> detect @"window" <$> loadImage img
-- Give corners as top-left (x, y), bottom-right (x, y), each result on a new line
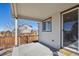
top-left (42, 18), bottom-right (52, 32)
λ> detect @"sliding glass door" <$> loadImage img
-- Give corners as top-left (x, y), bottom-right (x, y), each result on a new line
top-left (62, 8), bottom-right (79, 51)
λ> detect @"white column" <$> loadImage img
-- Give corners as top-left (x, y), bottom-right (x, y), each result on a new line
top-left (37, 22), bottom-right (41, 41)
top-left (15, 18), bottom-right (18, 46)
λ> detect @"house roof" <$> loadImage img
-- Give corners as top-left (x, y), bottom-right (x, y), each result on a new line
top-left (11, 3), bottom-right (78, 21)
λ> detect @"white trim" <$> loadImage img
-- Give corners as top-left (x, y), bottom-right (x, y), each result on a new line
top-left (61, 14), bottom-right (63, 47)
top-left (13, 3), bottom-right (18, 17)
top-left (64, 47), bottom-right (79, 54)
top-left (78, 7), bottom-right (79, 51)
top-left (15, 19), bottom-right (18, 46)
top-left (62, 7), bottom-right (78, 15)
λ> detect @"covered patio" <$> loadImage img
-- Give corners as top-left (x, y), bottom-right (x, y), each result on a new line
top-left (10, 3), bottom-right (79, 56)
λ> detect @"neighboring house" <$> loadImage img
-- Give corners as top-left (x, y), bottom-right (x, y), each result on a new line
top-left (18, 24), bottom-right (33, 34)
top-left (12, 24), bottom-right (38, 34)
top-left (11, 3), bottom-right (79, 54)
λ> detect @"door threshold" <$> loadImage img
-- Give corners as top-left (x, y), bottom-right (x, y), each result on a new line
top-left (64, 47), bottom-right (79, 55)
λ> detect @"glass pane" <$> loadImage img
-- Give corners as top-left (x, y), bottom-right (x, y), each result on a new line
top-left (46, 20), bottom-right (52, 32)
top-left (63, 9), bottom-right (78, 51)
top-left (42, 20), bottom-right (52, 32)
top-left (42, 22), bottom-right (46, 31)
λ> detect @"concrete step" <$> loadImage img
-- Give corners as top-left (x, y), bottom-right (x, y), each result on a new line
top-left (59, 48), bottom-right (79, 56)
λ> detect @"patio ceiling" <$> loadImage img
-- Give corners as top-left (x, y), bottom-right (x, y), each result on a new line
top-left (11, 3), bottom-right (78, 21)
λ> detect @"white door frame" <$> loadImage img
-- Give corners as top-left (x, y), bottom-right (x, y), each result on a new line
top-left (78, 7), bottom-right (79, 51)
top-left (61, 7), bottom-right (79, 51)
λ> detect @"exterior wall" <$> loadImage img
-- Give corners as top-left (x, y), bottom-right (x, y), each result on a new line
top-left (39, 12), bottom-right (60, 49)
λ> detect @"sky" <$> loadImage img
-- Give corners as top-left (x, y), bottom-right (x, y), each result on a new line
top-left (0, 3), bottom-right (38, 32)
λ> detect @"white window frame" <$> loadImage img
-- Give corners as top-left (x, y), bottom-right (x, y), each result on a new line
top-left (42, 18), bottom-right (52, 32)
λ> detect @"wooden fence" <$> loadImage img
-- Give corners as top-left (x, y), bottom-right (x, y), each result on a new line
top-left (0, 35), bottom-right (38, 50)
top-left (0, 36), bottom-right (15, 50)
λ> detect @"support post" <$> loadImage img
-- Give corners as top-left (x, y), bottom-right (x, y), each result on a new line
top-left (13, 3), bottom-right (18, 46)
top-left (15, 18), bottom-right (18, 46)
top-left (37, 22), bottom-right (40, 41)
